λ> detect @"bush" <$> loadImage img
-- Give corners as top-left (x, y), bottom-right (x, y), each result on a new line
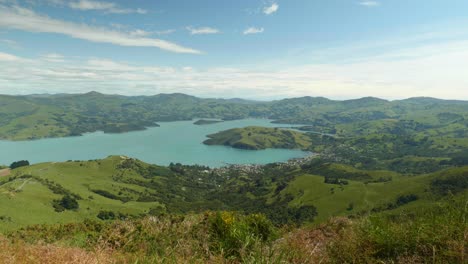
top-left (206, 211), bottom-right (276, 258)
top-left (91, 189), bottom-right (130, 202)
top-left (97, 210), bottom-right (116, 220)
top-left (432, 171), bottom-right (468, 195)
top-left (52, 196), bottom-right (79, 212)
top-left (396, 194), bottom-right (418, 206)
top-left (9, 160), bottom-right (29, 169)
top-left (327, 197), bottom-right (467, 263)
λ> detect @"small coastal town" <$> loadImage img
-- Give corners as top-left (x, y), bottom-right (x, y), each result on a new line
top-left (211, 152), bottom-right (317, 176)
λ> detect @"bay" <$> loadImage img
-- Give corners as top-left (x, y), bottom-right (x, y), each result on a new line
top-left (0, 119), bottom-right (309, 167)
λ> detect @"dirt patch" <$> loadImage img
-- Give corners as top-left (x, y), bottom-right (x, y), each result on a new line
top-left (0, 169), bottom-right (11, 177)
top-left (274, 217), bottom-right (351, 263)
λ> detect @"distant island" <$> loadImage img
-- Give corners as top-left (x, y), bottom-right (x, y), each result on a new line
top-left (193, 119), bottom-right (224, 125)
top-left (204, 126), bottom-right (312, 150)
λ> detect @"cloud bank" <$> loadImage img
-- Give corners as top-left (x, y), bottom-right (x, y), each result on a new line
top-left (69, 0), bottom-right (147, 14)
top-left (1, 38), bottom-right (468, 100)
top-left (0, 5), bottom-right (200, 54)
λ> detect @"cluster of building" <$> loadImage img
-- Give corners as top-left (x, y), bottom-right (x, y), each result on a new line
top-left (210, 153), bottom-right (317, 176)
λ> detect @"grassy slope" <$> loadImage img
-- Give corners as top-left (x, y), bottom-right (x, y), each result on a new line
top-left (0, 96), bottom-right (72, 140)
top-left (2, 156), bottom-right (464, 232)
top-left (1, 192), bottom-right (465, 263)
top-left (0, 159), bottom-right (466, 263)
top-left (204, 126), bottom-right (312, 150)
top-left (284, 173), bottom-right (429, 222)
top-left (0, 157), bottom-right (159, 232)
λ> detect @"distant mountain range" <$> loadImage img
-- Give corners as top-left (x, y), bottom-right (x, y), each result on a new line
top-left (0, 92), bottom-right (467, 140)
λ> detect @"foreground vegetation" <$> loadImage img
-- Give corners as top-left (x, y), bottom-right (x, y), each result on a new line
top-left (0, 195), bottom-right (465, 263)
top-left (3, 155), bottom-right (466, 231)
top-left (0, 154), bottom-right (466, 263)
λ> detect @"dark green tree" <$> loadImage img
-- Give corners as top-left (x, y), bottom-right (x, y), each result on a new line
top-left (53, 195), bottom-right (79, 212)
top-left (9, 160), bottom-right (30, 169)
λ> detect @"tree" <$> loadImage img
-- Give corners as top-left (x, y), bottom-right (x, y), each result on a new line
top-left (97, 210), bottom-right (116, 220)
top-left (53, 195), bottom-right (79, 212)
top-left (9, 160), bottom-right (30, 169)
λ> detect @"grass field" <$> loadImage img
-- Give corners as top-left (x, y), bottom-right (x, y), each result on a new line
top-left (0, 157), bottom-right (160, 232)
top-left (0, 156), bottom-right (466, 263)
top-left (1, 156), bottom-right (463, 233)
top-left (284, 173), bottom-right (430, 222)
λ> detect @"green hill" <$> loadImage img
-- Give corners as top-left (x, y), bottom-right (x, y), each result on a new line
top-left (1, 155), bottom-right (465, 233)
top-left (203, 126), bottom-right (312, 150)
top-left (0, 92), bottom-right (467, 262)
top-left (0, 156), bottom-right (466, 263)
top-left (1, 92), bottom-right (467, 140)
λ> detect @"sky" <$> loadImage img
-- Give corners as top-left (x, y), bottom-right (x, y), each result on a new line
top-left (0, 0), bottom-right (468, 100)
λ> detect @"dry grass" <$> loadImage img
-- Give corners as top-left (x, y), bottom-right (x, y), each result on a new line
top-left (0, 237), bottom-right (118, 264)
top-left (0, 169), bottom-right (10, 177)
top-left (273, 217), bottom-right (350, 263)
top-left (326, 198), bottom-right (467, 264)
top-left (1, 200), bottom-right (465, 264)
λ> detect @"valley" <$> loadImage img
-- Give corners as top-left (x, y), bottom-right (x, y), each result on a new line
top-left (1, 0), bottom-right (467, 261)
top-left (1, 155), bottom-right (465, 231)
top-left (0, 93), bottom-right (466, 263)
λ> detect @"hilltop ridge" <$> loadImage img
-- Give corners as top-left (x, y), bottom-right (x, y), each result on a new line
top-left (0, 92), bottom-right (467, 141)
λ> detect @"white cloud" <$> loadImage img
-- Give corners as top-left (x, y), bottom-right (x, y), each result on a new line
top-left (135, 8), bottom-right (147, 14)
top-left (69, 0), bottom-right (147, 14)
top-left (129, 29), bottom-right (152, 37)
top-left (46, 0), bottom-right (66, 6)
top-left (263, 3), bottom-right (278, 15)
top-left (2, 38), bottom-right (468, 100)
top-left (155, 29), bottom-right (176, 35)
top-left (2, 23), bottom-right (468, 100)
top-left (0, 51), bottom-right (22, 61)
top-left (359, 1), bottom-right (380, 7)
top-left (41, 53), bottom-right (65, 63)
top-left (186, 26), bottom-right (220, 35)
top-left (0, 5), bottom-right (200, 54)
top-left (243, 27), bottom-right (264, 35)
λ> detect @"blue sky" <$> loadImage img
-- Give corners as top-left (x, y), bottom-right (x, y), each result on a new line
top-left (0, 0), bottom-right (468, 99)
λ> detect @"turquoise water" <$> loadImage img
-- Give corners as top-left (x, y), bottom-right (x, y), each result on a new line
top-left (0, 119), bottom-right (309, 167)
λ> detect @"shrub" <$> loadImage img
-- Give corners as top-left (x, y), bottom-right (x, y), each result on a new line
top-left (327, 197), bottom-right (467, 263)
top-left (432, 171), bottom-right (468, 195)
top-left (97, 211), bottom-right (116, 220)
top-left (396, 194), bottom-right (418, 206)
top-left (91, 189), bottom-right (130, 202)
top-left (206, 211), bottom-right (276, 258)
top-left (9, 160), bottom-right (29, 169)
top-left (52, 196), bottom-right (79, 212)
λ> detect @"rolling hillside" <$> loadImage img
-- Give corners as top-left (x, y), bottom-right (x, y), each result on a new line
top-left (1, 92), bottom-right (467, 140)
top-left (1, 155), bottom-right (465, 233)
